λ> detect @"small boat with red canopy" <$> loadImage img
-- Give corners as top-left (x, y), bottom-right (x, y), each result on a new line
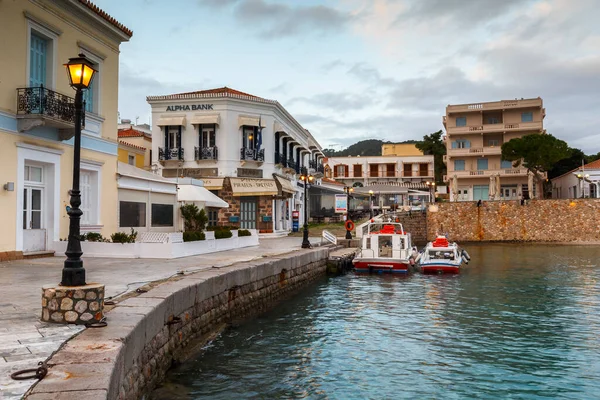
top-left (352, 221), bottom-right (418, 274)
top-left (416, 235), bottom-right (470, 274)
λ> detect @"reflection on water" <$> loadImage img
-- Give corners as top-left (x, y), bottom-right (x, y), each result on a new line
top-left (152, 244), bottom-right (600, 399)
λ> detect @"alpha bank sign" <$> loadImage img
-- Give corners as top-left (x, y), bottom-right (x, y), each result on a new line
top-left (166, 104), bottom-right (214, 112)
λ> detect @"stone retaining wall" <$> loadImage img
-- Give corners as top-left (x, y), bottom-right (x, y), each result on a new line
top-left (25, 247), bottom-right (330, 399)
top-left (427, 199), bottom-right (600, 242)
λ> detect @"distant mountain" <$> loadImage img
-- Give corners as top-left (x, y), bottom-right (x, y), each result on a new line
top-left (323, 139), bottom-right (419, 157)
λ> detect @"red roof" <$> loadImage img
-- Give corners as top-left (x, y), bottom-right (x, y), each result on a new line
top-left (78, 0), bottom-right (133, 37)
top-left (552, 158), bottom-right (600, 180)
top-left (119, 141), bottom-right (146, 151)
top-left (118, 128), bottom-right (150, 138)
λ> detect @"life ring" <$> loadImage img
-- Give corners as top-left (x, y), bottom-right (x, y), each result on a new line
top-left (345, 220), bottom-right (355, 231)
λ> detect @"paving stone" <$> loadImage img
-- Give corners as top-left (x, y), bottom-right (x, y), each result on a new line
top-left (29, 363), bottom-right (113, 393)
top-left (26, 389), bottom-right (108, 399)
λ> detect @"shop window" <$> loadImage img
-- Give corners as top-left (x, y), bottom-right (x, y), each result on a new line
top-left (151, 204), bottom-right (174, 227)
top-left (120, 201), bottom-right (146, 227)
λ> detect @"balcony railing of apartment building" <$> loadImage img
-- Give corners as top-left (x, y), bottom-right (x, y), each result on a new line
top-left (446, 99), bottom-right (543, 113)
top-left (159, 147), bottom-right (184, 161)
top-left (240, 147), bottom-right (265, 162)
top-left (16, 86), bottom-right (85, 128)
top-left (446, 121), bottom-right (543, 135)
top-left (195, 146), bottom-right (218, 161)
top-left (447, 146), bottom-right (503, 156)
top-left (368, 171), bottom-right (396, 177)
top-left (402, 170), bottom-right (434, 177)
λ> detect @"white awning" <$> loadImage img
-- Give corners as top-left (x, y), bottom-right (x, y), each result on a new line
top-left (177, 184), bottom-right (229, 208)
top-left (156, 115), bottom-right (186, 126)
top-left (274, 175), bottom-right (295, 194)
top-left (229, 178), bottom-right (278, 196)
top-left (190, 114), bottom-right (220, 125)
top-left (201, 178), bottom-right (224, 190)
top-left (238, 116), bottom-right (266, 128)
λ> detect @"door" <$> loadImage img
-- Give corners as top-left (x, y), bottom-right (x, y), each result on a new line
top-left (240, 197), bottom-right (257, 229)
top-left (473, 185), bottom-right (489, 201)
top-left (23, 186), bottom-right (46, 252)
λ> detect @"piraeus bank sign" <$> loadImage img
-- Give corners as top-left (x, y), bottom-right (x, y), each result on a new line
top-left (166, 104), bottom-right (213, 111)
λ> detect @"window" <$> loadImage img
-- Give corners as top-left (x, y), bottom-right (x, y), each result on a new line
top-left (501, 160), bottom-right (512, 169)
top-left (456, 117), bottom-right (467, 127)
top-left (335, 165), bottom-right (346, 177)
top-left (243, 126), bottom-right (256, 149)
top-left (128, 155), bottom-right (135, 165)
top-left (454, 160), bottom-right (465, 171)
top-left (82, 61), bottom-right (98, 113)
top-left (151, 204), bottom-right (173, 227)
top-left (80, 171), bottom-right (92, 225)
top-left (120, 201), bottom-right (146, 227)
top-left (24, 166), bottom-right (43, 182)
top-left (477, 158), bottom-right (488, 170)
top-left (487, 117), bottom-right (499, 124)
top-left (29, 32), bottom-right (48, 87)
top-left (452, 140), bottom-right (470, 149)
top-left (167, 126), bottom-right (179, 148)
top-left (200, 124), bottom-right (216, 148)
top-left (521, 112), bottom-right (533, 122)
top-left (488, 139), bottom-right (499, 147)
top-left (207, 208), bottom-right (219, 227)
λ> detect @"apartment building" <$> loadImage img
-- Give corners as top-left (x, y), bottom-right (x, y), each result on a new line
top-left (146, 87), bottom-right (324, 232)
top-left (0, 0), bottom-right (131, 256)
top-left (443, 98), bottom-right (545, 201)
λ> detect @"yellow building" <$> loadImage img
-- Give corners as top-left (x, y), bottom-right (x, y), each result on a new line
top-left (381, 143), bottom-right (423, 157)
top-left (0, 0), bottom-right (132, 256)
top-left (117, 128), bottom-right (151, 169)
top-left (443, 98), bottom-right (545, 201)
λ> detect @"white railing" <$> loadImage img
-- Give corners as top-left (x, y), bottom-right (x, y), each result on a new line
top-left (322, 230), bottom-right (337, 245)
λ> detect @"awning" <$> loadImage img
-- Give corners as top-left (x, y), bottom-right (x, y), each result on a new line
top-left (177, 184), bottom-right (229, 208)
top-left (238, 116), bottom-right (266, 128)
top-left (274, 175), bottom-right (295, 195)
top-left (156, 115), bottom-right (186, 126)
top-left (229, 178), bottom-right (278, 196)
top-left (190, 114), bottom-right (220, 125)
top-left (201, 178), bottom-right (224, 190)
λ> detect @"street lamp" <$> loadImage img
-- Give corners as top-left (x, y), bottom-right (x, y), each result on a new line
top-left (368, 190), bottom-right (374, 218)
top-left (426, 181), bottom-right (436, 204)
top-left (62, 54), bottom-right (96, 286)
top-left (576, 173), bottom-right (590, 198)
top-left (344, 186), bottom-right (354, 239)
top-left (299, 173), bottom-right (314, 249)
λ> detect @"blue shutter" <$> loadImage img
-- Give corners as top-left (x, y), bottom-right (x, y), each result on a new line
top-left (451, 141), bottom-right (457, 149)
top-left (83, 83), bottom-right (94, 112)
top-left (477, 158), bottom-right (488, 170)
top-left (465, 140), bottom-right (471, 148)
top-left (30, 33), bottom-right (47, 87)
top-left (501, 160), bottom-right (512, 169)
top-left (454, 160), bottom-right (465, 171)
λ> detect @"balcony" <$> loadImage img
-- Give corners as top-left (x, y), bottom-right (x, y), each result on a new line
top-left (402, 170), bottom-right (434, 177)
top-left (159, 147), bottom-right (184, 161)
top-left (240, 147), bottom-right (265, 162)
top-left (446, 98), bottom-right (543, 114)
top-left (368, 171), bottom-right (396, 178)
top-left (309, 159), bottom-right (317, 169)
top-left (447, 146), bottom-right (502, 157)
top-left (451, 168), bottom-right (528, 178)
top-left (195, 146), bottom-right (218, 161)
top-left (446, 121), bottom-right (543, 135)
top-left (16, 86), bottom-right (84, 138)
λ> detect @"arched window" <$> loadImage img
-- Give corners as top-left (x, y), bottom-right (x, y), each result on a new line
top-left (353, 182), bottom-right (364, 187)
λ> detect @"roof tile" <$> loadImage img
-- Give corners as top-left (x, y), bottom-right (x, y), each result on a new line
top-left (78, 0), bottom-right (132, 37)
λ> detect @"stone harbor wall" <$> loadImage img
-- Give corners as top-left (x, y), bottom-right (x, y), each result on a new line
top-left (395, 211), bottom-right (428, 245)
top-left (26, 247), bottom-right (330, 399)
top-left (427, 199), bottom-right (600, 242)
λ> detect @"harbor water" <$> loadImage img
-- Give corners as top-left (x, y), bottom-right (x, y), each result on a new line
top-left (152, 244), bottom-right (600, 399)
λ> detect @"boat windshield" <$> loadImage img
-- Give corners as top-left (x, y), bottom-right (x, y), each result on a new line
top-left (428, 251), bottom-right (455, 260)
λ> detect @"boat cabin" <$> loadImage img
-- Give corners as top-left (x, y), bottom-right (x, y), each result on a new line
top-left (360, 222), bottom-right (412, 260)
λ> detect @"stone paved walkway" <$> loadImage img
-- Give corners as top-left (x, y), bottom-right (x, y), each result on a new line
top-left (0, 237), bottom-right (320, 399)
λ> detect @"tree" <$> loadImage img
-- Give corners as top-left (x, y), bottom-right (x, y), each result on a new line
top-left (415, 130), bottom-right (446, 184)
top-left (501, 134), bottom-right (571, 179)
top-left (548, 147), bottom-right (588, 179)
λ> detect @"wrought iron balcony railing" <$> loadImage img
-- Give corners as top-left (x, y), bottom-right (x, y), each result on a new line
top-left (158, 147), bottom-right (184, 161)
top-left (317, 164), bottom-right (324, 173)
top-left (274, 151), bottom-right (283, 165)
top-left (285, 158), bottom-right (296, 169)
top-left (16, 86), bottom-right (85, 127)
top-left (195, 146), bottom-right (218, 161)
top-left (300, 166), bottom-right (308, 176)
top-left (309, 160), bottom-right (317, 169)
top-left (240, 147), bottom-right (265, 162)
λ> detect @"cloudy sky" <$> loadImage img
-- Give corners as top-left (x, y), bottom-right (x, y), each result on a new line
top-left (97, 0), bottom-right (600, 153)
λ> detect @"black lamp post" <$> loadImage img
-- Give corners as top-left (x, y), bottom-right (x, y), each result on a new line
top-left (344, 186), bottom-right (353, 239)
top-left (299, 173), bottom-right (314, 248)
top-left (368, 190), bottom-right (374, 218)
top-left (62, 54), bottom-right (96, 286)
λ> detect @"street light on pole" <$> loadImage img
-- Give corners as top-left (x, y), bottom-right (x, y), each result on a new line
top-left (368, 189), bottom-right (374, 218)
top-left (299, 173), bottom-right (314, 249)
top-left (344, 186), bottom-right (354, 239)
top-left (426, 181), bottom-right (436, 204)
top-left (62, 54), bottom-right (96, 286)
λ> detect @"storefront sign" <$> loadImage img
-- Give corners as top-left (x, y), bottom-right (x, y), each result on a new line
top-left (166, 104), bottom-right (214, 112)
top-left (162, 168), bottom-right (218, 178)
top-left (229, 178), bottom-right (278, 196)
top-left (237, 168), bottom-right (263, 178)
top-left (335, 194), bottom-right (347, 213)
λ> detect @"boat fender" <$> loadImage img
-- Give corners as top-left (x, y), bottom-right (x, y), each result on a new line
top-left (462, 256), bottom-right (469, 265)
top-left (461, 250), bottom-right (471, 261)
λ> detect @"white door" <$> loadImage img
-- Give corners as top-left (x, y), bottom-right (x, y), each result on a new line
top-left (23, 186), bottom-right (46, 252)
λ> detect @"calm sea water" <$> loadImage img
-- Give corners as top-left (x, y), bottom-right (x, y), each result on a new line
top-left (152, 244), bottom-right (600, 399)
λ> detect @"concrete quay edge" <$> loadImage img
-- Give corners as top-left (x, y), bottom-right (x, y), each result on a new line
top-left (24, 246), bottom-right (331, 399)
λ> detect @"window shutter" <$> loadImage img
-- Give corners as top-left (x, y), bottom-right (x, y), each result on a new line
top-left (80, 171), bottom-right (91, 225)
top-left (451, 141), bottom-right (457, 149)
top-left (465, 140), bottom-right (471, 148)
top-left (334, 166), bottom-right (338, 177)
top-left (344, 165), bottom-right (349, 177)
top-left (164, 126), bottom-right (169, 148)
top-left (177, 126), bottom-right (182, 149)
top-left (30, 34), bottom-right (47, 87)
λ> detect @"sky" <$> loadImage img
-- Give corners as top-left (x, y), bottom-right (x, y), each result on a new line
top-left (97, 0), bottom-right (600, 153)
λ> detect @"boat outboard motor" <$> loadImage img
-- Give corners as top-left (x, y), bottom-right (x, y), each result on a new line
top-left (461, 249), bottom-right (470, 264)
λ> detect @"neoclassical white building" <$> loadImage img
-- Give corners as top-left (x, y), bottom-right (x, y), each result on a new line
top-left (551, 159), bottom-right (600, 199)
top-left (147, 87), bottom-right (324, 232)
